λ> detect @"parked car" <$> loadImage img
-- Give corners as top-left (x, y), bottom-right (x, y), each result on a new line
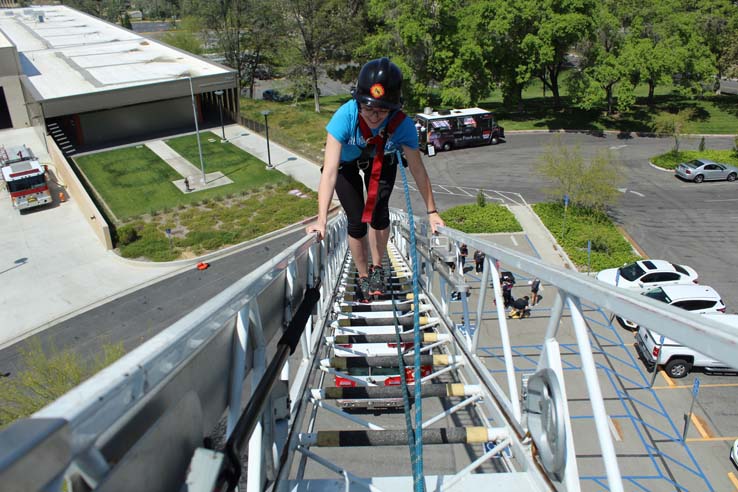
top-left (618, 284), bottom-right (725, 329)
top-left (635, 313), bottom-right (738, 378)
top-left (731, 438), bottom-right (738, 469)
top-left (675, 159), bottom-right (738, 183)
top-left (262, 89), bottom-right (292, 102)
top-left (597, 259), bottom-right (698, 290)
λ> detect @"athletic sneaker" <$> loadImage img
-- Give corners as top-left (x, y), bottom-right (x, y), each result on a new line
top-left (369, 265), bottom-right (385, 295)
top-left (357, 276), bottom-right (371, 303)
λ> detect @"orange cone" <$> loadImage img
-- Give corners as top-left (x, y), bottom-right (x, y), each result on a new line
top-left (196, 262), bottom-right (210, 270)
top-left (58, 191), bottom-right (66, 202)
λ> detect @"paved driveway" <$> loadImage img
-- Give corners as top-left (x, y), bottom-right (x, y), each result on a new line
top-left (394, 132), bottom-right (738, 309)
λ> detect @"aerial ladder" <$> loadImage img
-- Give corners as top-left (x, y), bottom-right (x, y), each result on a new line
top-left (2, 209), bottom-right (737, 492)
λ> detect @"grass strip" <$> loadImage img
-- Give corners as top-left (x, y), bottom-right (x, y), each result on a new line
top-left (533, 202), bottom-right (639, 271)
top-left (440, 203), bottom-right (522, 233)
top-left (650, 149), bottom-right (738, 170)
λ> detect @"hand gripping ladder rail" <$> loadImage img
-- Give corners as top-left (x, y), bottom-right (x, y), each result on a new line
top-left (2, 209), bottom-right (738, 491)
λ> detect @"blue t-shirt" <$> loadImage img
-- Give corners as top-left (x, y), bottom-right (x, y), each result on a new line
top-left (326, 100), bottom-right (419, 163)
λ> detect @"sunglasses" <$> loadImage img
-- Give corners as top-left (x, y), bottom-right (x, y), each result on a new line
top-left (360, 106), bottom-right (391, 118)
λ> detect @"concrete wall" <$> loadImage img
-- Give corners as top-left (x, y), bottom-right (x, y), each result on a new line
top-left (45, 135), bottom-right (113, 249)
top-left (0, 75), bottom-right (30, 128)
top-left (78, 96), bottom-right (193, 146)
top-left (0, 46), bottom-right (20, 77)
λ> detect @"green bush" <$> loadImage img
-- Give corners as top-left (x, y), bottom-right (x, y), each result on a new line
top-left (116, 224), bottom-right (139, 246)
top-left (476, 189), bottom-right (486, 208)
top-left (533, 202), bottom-right (639, 271)
top-left (441, 204), bottom-right (521, 233)
top-left (0, 338), bottom-right (124, 427)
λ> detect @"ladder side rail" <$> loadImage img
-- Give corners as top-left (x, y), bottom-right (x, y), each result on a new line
top-left (0, 215), bottom-right (347, 492)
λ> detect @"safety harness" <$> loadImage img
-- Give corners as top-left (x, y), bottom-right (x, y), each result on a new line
top-left (356, 110), bottom-right (406, 223)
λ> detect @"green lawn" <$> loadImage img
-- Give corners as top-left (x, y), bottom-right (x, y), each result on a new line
top-left (240, 96), bottom-right (346, 163)
top-left (75, 132), bottom-right (318, 261)
top-left (75, 132), bottom-right (294, 221)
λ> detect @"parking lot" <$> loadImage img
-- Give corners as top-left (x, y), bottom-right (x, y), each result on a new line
top-left (454, 231), bottom-right (738, 491)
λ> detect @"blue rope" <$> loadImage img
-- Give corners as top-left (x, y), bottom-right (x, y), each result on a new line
top-left (390, 284), bottom-right (418, 468)
top-left (397, 151), bottom-right (425, 492)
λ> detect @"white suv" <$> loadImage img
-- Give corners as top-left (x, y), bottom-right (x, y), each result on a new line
top-left (635, 313), bottom-right (738, 378)
top-left (597, 259), bottom-right (698, 290)
top-left (619, 284), bottom-right (725, 329)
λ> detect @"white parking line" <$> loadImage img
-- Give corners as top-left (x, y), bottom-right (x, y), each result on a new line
top-left (437, 185), bottom-right (452, 194)
top-left (456, 187), bottom-right (473, 196)
top-left (706, 198), bottom-right (738, 202)
top-left (629, 190), bottom-right (644, 197)
top-left (510, 235), bottom-right (518, 246)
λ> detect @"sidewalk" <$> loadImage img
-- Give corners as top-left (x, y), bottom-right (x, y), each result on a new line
top-left (508, 204), bottom-right (575, 270)
top-left (222, 124), bottom-right (322, 191)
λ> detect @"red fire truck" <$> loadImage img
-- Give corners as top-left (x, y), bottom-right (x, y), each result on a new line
top-left (2, 158), bottom-right (53, 211)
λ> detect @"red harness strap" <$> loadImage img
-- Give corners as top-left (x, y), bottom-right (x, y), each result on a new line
top-left (357, 111), bottom-right (406, 223)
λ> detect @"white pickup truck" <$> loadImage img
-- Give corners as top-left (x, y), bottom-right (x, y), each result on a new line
top-left (635, 314), bottom-right (738, 378)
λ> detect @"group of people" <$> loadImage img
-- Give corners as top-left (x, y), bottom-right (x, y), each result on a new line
top-left (501, 273), bottom-right (541, 319)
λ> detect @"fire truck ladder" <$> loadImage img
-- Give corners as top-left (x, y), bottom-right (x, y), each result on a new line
top-left (2, 210), bottom-right (738, 492)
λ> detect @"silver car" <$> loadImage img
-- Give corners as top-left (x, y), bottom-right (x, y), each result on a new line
top-left (675, 158), bottom-right (738, 183)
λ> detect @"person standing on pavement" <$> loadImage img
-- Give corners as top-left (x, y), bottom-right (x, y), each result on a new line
top-left (529, 277), bottom-right (541, 305)
top-left (502, 279), bottom-right (514, 308)
top-left (306, 57), bottom-right (444, 302)
top-left (459, 243), bottom-right (468, 271)
top-left (473, 249), bottom-right (485, 273)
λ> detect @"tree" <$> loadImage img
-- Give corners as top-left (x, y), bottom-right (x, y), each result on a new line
top-left (695, 0), bottom-right (738, 86)
top-left (160, 16), bottom-right (204, 54)
top-left (538, 136), bottom-right (622, 212)
top-left (121, 11), bottom-right (133, 30)
top-left (280, 0), bottom-right (365, 112)
top-left (521, 0), bottom-right (598, 110)
top-left (62, 0), bottom-right (129, 22)
top-left (190, 0), bottom-right (283, 96)
top-left (451, 0), bottom-right (539, 110)
top-left (652, 107), bottom-right (695, 154)
top-left (0, 338), bottom-right (125, 427)
top-left (359, 0), bottom-right (457, 109)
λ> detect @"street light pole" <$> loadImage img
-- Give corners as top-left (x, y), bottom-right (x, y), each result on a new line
top-left (187, 76), bottom-right (206, 184)
top-left (214, 90), bottom-right (226, 141)
top-left (261, 110), bottom-right (273, 169)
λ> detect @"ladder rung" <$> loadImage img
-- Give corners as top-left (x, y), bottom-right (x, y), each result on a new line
top-left (323, 354), bottom-right (456, 369)
top-left (320, 383), bottom-right (474, 400)
top-left (331, 333), bottom-right (444, 344)
top-left (301, 427), bottom-right (503, 447)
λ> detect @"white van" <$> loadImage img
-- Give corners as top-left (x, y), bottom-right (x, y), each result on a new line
top-left (635, 313), bottom-right (738, 378)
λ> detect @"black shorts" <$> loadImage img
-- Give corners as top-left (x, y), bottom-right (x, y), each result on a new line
top-left (335, 158), bottom-right (398, 238)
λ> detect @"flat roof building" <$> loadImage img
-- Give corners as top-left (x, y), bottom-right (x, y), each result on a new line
top-left (0, 5), bottom-right (238, 152)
